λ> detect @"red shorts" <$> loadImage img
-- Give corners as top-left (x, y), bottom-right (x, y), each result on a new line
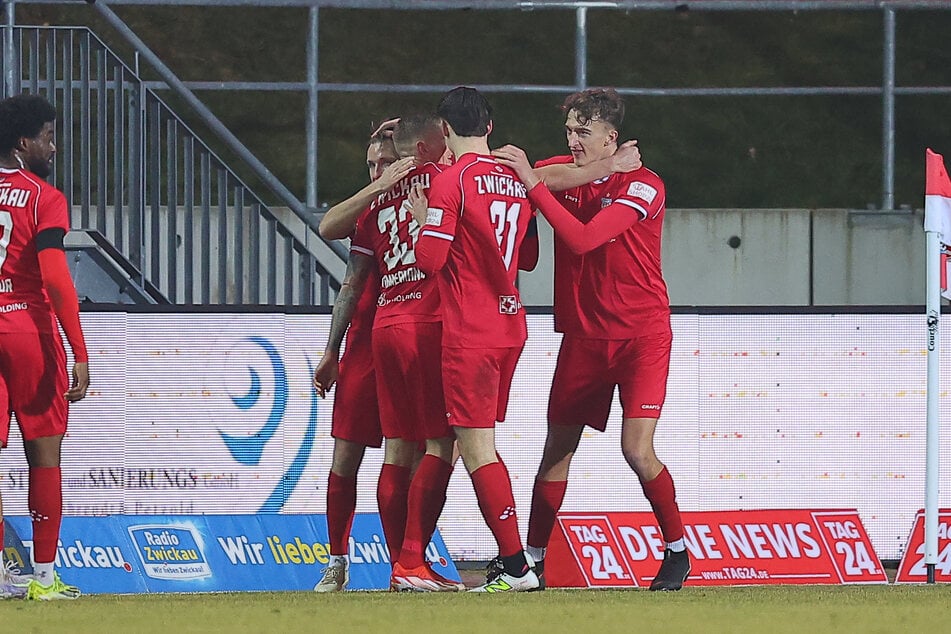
top-left (548, 330), bottom-right (671, 430)
top-left (442, 345), bottom-right (522, 429)
top-left (0, 330), bottom-right (69, 448)
top-left (332, 334), bottom-right (382, 448)
top-left (372, 321), bottom-right (449, 441)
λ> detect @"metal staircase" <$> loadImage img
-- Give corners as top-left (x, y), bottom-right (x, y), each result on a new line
top-left (1, 25), bottom-right (344, 306)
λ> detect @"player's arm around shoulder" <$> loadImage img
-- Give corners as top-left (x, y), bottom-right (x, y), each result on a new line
top-left (319, 157), bottom-right (415, 241)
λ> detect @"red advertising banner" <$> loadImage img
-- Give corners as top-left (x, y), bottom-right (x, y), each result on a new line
top-left (547, 509), bottom-right (887, 587)
top-left (895, 509), bottom-right (951, 583)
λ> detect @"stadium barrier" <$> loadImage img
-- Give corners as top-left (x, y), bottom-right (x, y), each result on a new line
top-left (1, 514), bottom-right (458, 593)
top-left (546, 510), bottom-right (887, 588)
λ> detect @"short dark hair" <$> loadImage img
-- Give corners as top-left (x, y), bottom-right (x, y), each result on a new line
top-left (436, 87), bottom-right (492, 137)
top-left (0, 93), bottom-right (57, 155)
top-left (562, 88), bottom-right (624, 130)
top-left (393, 113), bottom-right (442, 155)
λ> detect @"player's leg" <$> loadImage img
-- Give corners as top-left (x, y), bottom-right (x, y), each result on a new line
top-left (316, 349), bottom-right (382, 593)
top-left (314, 438), bottom-right (367, 591)
top-left (616, 330), bottom-right (689, 590)
top-left (445, 346), bottom-right (537, 592)
top-left (377, 437), bottom-right (415, 567)
top-left (526, 336), bottom-right (613, 588)
top-left (11, 332), bottom-right (77, 600)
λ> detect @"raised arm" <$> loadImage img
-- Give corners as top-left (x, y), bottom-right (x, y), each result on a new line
top-left (319, 157), bottom-right (416, 240)
top-left (407, 182), bottom-right (454, 275)
top-left (495, 139), bottom-right (640, 192)
top-left (494, 145), bottom-right (640, 254)
top-left (312, 251), bottom-right (374, 397)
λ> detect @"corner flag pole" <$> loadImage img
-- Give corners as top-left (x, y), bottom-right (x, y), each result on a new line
top-left (923, 148), bottom-right (951, 584)
top-left (925, 228), bottom-right (940, 584)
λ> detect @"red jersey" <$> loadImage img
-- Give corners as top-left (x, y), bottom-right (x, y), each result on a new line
top-left (535, 155), bottom-right (670, 339)
top-left (0, 167), bottom-right (68, 334)
top-left (351, 162), bottom-right (443, 329)
top-left (415, 153), bottom-right (532, 349)
top-left (343, 209), bottom-right (380, 356)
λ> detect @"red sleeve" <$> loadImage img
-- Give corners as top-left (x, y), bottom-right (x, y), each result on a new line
top-left (38, 247), bottom-right (88, 362)
top-left (414, 170), bottom-right (460, 275)
top-left (527, 182), bottom-right (639, 255)
top-left (517, 216), bottom-right (539, 271)
top-left (35, 186), bottom-right (70, 233)
top-left (350, 208), bottom-right (375, 258)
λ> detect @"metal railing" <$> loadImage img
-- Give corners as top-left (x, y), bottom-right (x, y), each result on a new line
top-left (0, 25), bottom-right (339, 305)
top-left (3, 0), bottom-right (951, 307)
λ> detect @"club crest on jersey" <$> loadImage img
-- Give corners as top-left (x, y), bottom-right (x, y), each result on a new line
top-left (601, 197), bottom-right (612, 208)
top-left (499, 295), bottom-right (519, 315)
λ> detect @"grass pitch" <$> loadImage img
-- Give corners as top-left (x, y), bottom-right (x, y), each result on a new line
top-left (1, 585), bottom-right (949, 633)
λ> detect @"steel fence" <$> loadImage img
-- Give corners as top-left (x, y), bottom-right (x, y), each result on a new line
top-left (0, 25), bottom-right (337, 305)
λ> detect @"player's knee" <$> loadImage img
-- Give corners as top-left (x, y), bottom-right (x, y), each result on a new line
top-left (621, 445), bottom-right (657, 477)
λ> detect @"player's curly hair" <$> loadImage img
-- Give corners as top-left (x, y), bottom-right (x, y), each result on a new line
top-left (0, 93), bottom-right (56, 155)
top-left (562, 88), bottom-right (624, 130)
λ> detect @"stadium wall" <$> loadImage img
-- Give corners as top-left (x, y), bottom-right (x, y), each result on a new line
top-left (518, 208), bottom-right (925, 306)
top-left (0, 309), bottom-right (942, 564)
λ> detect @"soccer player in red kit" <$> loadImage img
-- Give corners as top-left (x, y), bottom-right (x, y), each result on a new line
top-left (494, 88), bottom-right (691, 591)
top-left (411, 87), bottom-right (539, 593)
top-left (312, 122), bottom-right (415, 592)
top-left (0, 94), bottom-right (88, 600)
top-left (316, 114), bottom-right (466, 592)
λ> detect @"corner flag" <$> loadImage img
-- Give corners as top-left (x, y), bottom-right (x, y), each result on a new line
top-left (925, 149), bottom-right (951, 299)
top-left (923, 148), bottom-right (949, 583)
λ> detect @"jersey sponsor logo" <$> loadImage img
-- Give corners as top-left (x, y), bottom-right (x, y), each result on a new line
top-left (127, 524), bottom-right (212, 580)
top-left (377, 290), bottom-right (422, 307)
top-left (641, 404), bottom-right (661, 410)
top-left (499, 295), bottom-right (519, 315)
top-left (627, 181), bottom-right (658, 203)
top-left (601, 197), bottom-right (612, 208)
top-left (473, 174), bottom-right (528, 199)
top-left (565, 194), bottom-right (579, 203)
top-left (0, 187), bottom-right (31, 207)
top-left (0, 301), bottom-right (27, 313)
top-left (380, 266), bottom-right (426, 289)
top-left (426, 207), bottom-right (444, 226)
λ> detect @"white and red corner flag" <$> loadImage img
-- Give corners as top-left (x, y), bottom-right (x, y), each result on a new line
top-left (925, 149), bottom-right (951, 298)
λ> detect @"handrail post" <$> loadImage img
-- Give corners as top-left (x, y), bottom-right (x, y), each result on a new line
top-left (575, 6), bottom-right (587, 90)
top-left (306, 5), bottom-right (318, 208)
top-left (4, 1), bottom-right (15, 97)
top-left (881, 7), bottom-right (896, 211)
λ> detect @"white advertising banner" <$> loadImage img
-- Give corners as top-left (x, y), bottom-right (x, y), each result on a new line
top-left (1, 311), bottom-right (946, 562)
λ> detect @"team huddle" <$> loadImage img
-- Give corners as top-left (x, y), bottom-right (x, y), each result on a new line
top-left (311, 86), bottom-right (691, 593)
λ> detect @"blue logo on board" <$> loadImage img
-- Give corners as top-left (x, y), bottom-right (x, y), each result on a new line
top-left (220, 336), bottom-right (319, 513)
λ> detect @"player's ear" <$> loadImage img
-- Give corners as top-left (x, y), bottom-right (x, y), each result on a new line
top-left (606, 128), bottom-right (618, 145)
top-left (487, 120), bottom-right (494, 136)
top-left (441, 120), bottom-right (450, 138)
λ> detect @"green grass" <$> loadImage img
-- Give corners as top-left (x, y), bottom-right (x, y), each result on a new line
top-left (11, 5), bottom-right (951, 210)
top-left (2, 586), bottom-right (950, 633)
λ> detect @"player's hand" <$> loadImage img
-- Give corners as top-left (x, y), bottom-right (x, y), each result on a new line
top-left (376, 157), bottom-right (416, 193)
top-left (66, 361), bottom-right (89, 402)
top-left (611, 140), bottom-right (641, 173)
top-left (492, 145), bottom-right (540, 189)
top-left (371, 117), bottom-right (400, 139)
top-left (312, 355), bottom-right (339, 399)
top-left (407, 183), bottom-right (429, 226)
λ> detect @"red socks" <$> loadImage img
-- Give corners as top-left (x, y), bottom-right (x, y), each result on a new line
top-left (640, 466), bottom-right (684, 543)
top-left (326, 472), bottom-right (357, 556)
top-left (470, 460), bottom-right (522, 558)
top-left (377, 463), bottom-right (411, 564)
top-left (527, 478), bottom-right (568, 550)
top-left (399, 455), bottom-right (453, 568)
top-left (28, 467), bottom-right (62, 564)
